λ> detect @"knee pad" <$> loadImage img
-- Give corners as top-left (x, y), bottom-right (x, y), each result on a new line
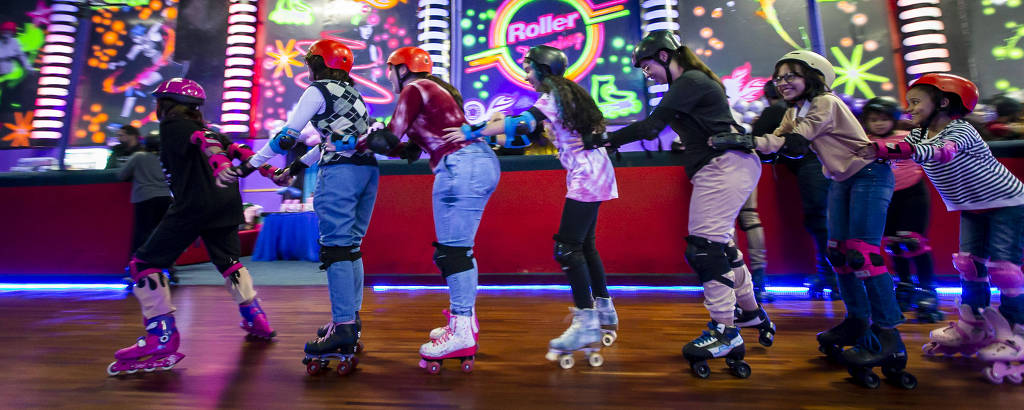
top-left (724, 245), bottom-right (744, 268)
top-left (882, 231), bottom-right (932, 258)
top-left (319, 245), bottom-right (362, 270)
top-left (553, 236), bottom-right (585, 269)
top-left (433, 242), bottom-right (474, 278)
top-left (988, 261), bottom-right (1024, 297)
top-left (218, 261), bottom-right (256, 304)
top-left (738, 208), bottom-right (762, 232)
top-left (826, 240), bottom-right (851, 275)
top-left (133, 272), bottom-right (175, 319)
top-left (684, 236), bottom-right (733, 287)
top-left (129, 257), bottom-right (164, 282)
top-left (953, 253), bottom-right (989, 282)
top-left (844, 239), bottom-right (888, 279)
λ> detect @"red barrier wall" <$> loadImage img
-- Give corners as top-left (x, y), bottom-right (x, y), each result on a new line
top-left (3, 158), bottom-right (1023, 276)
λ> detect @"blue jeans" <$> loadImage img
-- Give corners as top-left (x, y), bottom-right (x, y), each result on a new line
top-left (432, 142), bottom-right (500, 316)
top-left (315, 163), bottom-right (379, 323)
top-left (960, 204), bottom-right (1024, 324)
top-left (828, 162), bottom-right (903, 327)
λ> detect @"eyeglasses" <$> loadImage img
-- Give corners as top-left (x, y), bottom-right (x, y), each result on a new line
top-left (772, 72), bottom-right (802, 85)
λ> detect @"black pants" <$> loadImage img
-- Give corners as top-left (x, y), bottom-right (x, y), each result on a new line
top-left (784, 155), bottom-right (833, 279)
top-left (884, 179), bottom-right (935, 288)
top-left (131, 196), bottom-right (172, 254)
top-left (555, 198), bottom-right (609, 309)
top-left (136, 215), bottom-right (241, 272)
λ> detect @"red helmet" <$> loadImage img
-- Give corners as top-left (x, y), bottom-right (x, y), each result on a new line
top-left (910, 73), bottom-right (979, 113)
top-left (308, 39), bottom-right (353, 72)
top-left (386, 47), bottom-right (433, 73)
top-left (0, 22), bottom-right (16, 32)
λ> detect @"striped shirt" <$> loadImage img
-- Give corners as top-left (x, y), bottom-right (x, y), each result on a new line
top-left (907, 119), bottom-right (1024, 211)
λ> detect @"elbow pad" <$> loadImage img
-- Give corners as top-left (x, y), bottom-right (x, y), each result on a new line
top-left (502, 111), bottom-right (537, 149)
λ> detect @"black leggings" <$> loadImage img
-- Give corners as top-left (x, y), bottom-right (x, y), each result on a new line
top-left (555, 198), bottom-right (609, 309)
top-left (136, 215), bottom-right (242, 272)
top-left (885, 179), bottom-right (935, 288)
top-left (131, 196), bottom-right (172, 254)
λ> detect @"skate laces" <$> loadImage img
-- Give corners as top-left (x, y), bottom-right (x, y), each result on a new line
top-left (314, 322), bottom-right (338, 343)
top-left (854, 332), bottom-right (882, 354)
top-left (431, 314), bottom-right (459, 345)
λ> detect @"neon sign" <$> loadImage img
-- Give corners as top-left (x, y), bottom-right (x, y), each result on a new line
top-left (590, 75), bottom-right (640, 119)
top-left (464, 0), bottom-right (630, 88)
top-left (268, 0), bottom-right (314, 26)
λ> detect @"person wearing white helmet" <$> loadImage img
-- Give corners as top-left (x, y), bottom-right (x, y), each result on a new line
top-left (710, 50), bottom-right (913, 388)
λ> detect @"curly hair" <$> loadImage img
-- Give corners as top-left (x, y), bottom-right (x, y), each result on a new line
top-left (529, 61), bottom-right (605, 136)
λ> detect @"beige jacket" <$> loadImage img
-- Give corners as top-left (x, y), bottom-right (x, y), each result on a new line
top-left (773, 93), bottom-right (875, 182)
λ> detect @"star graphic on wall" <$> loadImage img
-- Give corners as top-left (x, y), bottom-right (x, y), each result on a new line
top-left (3, 111), bottom-right (34, 147)
top-left (830, 45), bottom-right (890, 99)
top-left (267, 39), bottom-right (303, 78)
top-left (26, 0), bottom-right (54, 27)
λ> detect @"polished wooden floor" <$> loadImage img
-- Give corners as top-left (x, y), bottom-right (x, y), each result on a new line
top-left (1, 286), bottom-right (1022, 409)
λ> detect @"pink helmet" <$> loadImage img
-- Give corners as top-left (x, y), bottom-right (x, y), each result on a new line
top-left (152, 78), bottom-right (206, 105)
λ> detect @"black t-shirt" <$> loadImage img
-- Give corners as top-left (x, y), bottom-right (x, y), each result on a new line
top-left (649, 70), bottom-right (734, 177)
top-left (751, 102), bottom-right (787, 137)
top-left (105, 142), bottom-right (141, 169)
top-left (159, 118), bottom-right (243, 228)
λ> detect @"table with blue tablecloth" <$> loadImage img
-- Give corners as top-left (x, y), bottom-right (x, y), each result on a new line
top-left (252, 212), bottom-right (320, 262)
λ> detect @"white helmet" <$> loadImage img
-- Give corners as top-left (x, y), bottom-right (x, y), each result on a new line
top-left (777, 50), bottom-right (835, 87)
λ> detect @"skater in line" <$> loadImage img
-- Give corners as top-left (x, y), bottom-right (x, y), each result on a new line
top-left (860, 97), bottom-right (941, 323)
top-left (873, 73), bottom-right (1024, 383)
top-left (108, 78), bottom-right (290, 376)
top-left (716, 50), bottom-right (913, 388)
top-left (246, 39), bottom-right (378, 375)
top-left (365, 46), bottom-right (500, 374)
top-left (443, 45), bottom-right (619, 369)
top-left (585, 30), bottom-right (775, 378)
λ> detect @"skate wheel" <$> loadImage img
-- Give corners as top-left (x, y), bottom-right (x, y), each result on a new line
top-left (306, 361), bottom-right (321, 376)
top-left (336, 360), bottom-right (352, 376)
top-left (587, 353), bottom-right (604, 367)
top-left (106, 362), bottom-right (119, 376)
top-left (922, 342), bottom-right (937, 356)
top-left (558, 355), bottom-right (575, 369)
top-left (301, 357), bottom-right (311, 365)
top-left (356, 342), bottom-right (365, 354)
top-left (426, 361), bottom-right (442, 375)
top-left (602, 332), bottom-right (616, 347)
top-left (897, 372), bottom-right (917, 390)
top-left (853, 369), bottom-right (880, 389)
top-left (461, 359), bottom-right (474, 373)
top-left (1007, 373), bottom-right (1022, 384)
top-left (692, 361), bottom-right (711, 379)
top-left (984, 367), bottom-right (1005, 384)
top-left (731, 361), bottom-right (751, 379)
top-left (350, 356), bottom-right (359, 369)
top-left (759, 333), bottom-right (774, 347)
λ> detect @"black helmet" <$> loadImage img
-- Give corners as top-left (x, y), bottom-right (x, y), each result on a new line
top-left (862, 96), bottom-right (903, 121)
top-left (632, 30), bottom-right (681, 68)
top-left (763, 81), bottom-right (779, 100)
top-left (989, 94), bottom-right (1023, 118)
top-left (525, 45), bottom-right (568, 77)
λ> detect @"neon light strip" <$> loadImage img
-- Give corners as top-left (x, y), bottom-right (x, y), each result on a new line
top-left (29, 131), bottom-right (63, 139)
top-left (221, 0), bottom-right (258, 134)
top-left (905, 49), bottom-right (949, 61)
top-left (371, 285), bottom-right (998, 295)
top-left (899, 7), bottom-right (941, 20)
top-left (901, 21), bottom-right (944, 33)
top-left (907, 62), bottom-right (951, 74)
top-left (903, 34), bottom-right (947, 46)
top-left (221, 124), bottom-right (250, 133)
top-left (897, 0), bottom-right (939, 5)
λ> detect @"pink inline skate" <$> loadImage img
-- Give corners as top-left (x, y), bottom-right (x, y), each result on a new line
top-left (979, 308), bottom-right (1024, 384)
top-left (239, 299), bottom-right (276, 340)
top-left (107, 314), bottom-right (185, 376)
top-left (922, 303), bottom-right (993, 357)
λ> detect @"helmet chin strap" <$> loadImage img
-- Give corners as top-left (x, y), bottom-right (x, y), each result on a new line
top-left (658, 54), bottom-right (674, 83)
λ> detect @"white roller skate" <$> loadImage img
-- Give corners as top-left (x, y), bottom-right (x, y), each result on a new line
top-left (979, 308), bottom-right (1024, 384)
top-left (595, 297), bottom-right (618, 346)
top-left (419, 313), bottom-right (477, 375)
top-left (922, 303), bottom-right (993, 357)
top-left (428, 308), bottom-right (479, 342)
top-left (545, 307), bottom-right (604, 369)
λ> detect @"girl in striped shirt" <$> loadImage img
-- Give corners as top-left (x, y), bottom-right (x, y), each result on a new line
top-left (874, 73), bottom-right (1024, 363)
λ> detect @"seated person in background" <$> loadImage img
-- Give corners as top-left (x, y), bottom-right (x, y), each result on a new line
top-left (984, 94), bottom-right (1024, 141)
top-left (106, 125), bottom-right (143, 169)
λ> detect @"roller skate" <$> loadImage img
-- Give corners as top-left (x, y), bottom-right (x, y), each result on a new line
top-left (682, 321), bottom-right (750, 379)
top-left (595, 297), bottom-right (619, 346)
top-left (107, 314), bottom-right (186, 376)
top-left (428, 308), bottom-right (479, 342)
top-left (239, 299), bottom-right (276, 340)
top-left (914, 288), bottom-right (944, 323)
top-left (734, 305), bottom-right (776, 347)
top-left (841, 325), bottom-right (917, 389)
top-left (979, 308), bottom-right (1024, 384)
top-left (303, 322), bottom-right (359, 376)
top-left (545, 307), bottom-right (604, 369)
top-left (922, 303), bottom-right (993, 357)
top-left (816, 316), bottom-right (869, 361)
top-left (895, 282), bottom-right (916, 312)
top-left (318, 311), bottom-right (364, 353)
top-left (419, 312), bottom-right (477, 374)
top-left (806, 274), bottom-right (841, 300)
